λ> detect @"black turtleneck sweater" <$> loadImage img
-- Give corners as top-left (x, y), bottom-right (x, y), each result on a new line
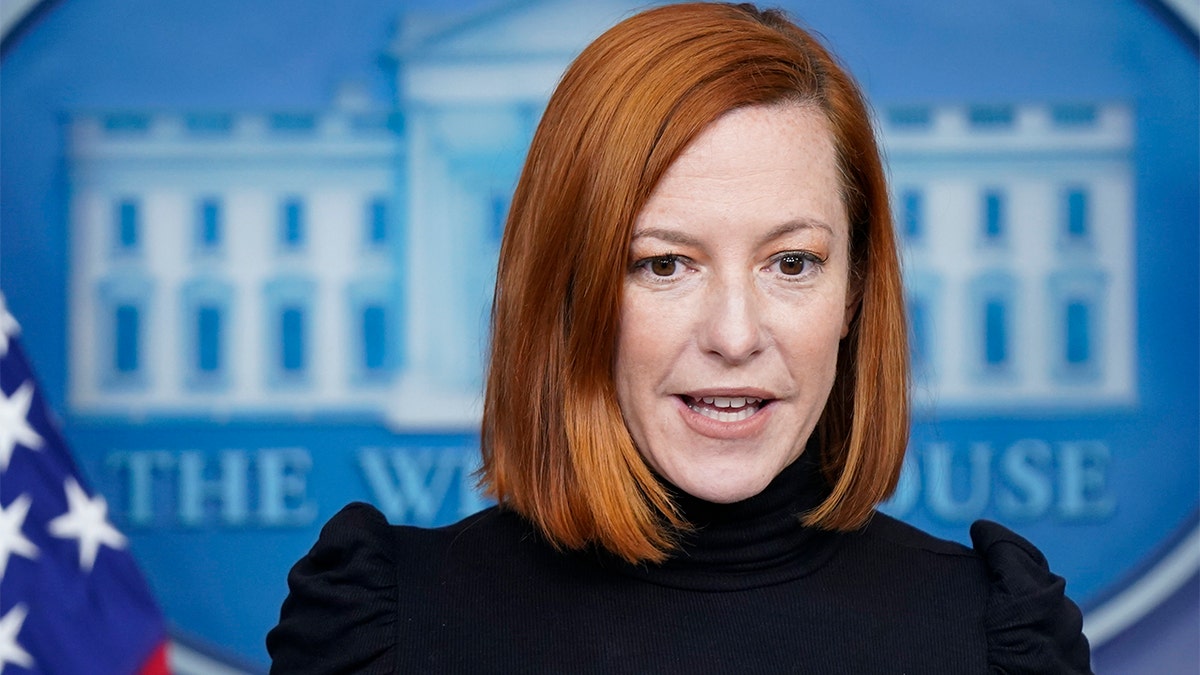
top-left (267, 453), bottom-right (1092, 673)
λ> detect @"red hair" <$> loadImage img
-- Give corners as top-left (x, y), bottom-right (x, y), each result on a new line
top-left (480, 2), bottom-right (908, 563)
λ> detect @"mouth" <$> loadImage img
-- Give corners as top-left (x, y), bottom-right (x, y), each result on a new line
top-left (679, 394), bottom-right (771, 422)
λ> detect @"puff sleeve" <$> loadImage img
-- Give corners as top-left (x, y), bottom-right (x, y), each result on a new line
top-left (971, 520), bottom-right (1093, 674)
top-left (267, 503), bottom-right (397, 674)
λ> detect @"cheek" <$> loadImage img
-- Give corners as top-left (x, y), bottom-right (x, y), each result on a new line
top-left (613, 291), bottom-right (691, 422)
top-left (613, 299), bottom-right (658, 405)
top-left (776, 294), bottom-right (851, 365)
top-left (617, 287), bottom-right (680, 355)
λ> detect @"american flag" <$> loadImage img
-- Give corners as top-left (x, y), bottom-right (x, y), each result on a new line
top-left (0, 292), bottom-right (170, 674)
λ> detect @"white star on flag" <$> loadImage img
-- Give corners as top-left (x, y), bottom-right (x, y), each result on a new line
top-left (0, 380), bottom-right (45, 472)
top-left (0, 604), bottom-right (34, 671)
top-left (0, 494), bottom-right (39, 580)
top-left (0, 292), bottom-right (20, 358)
top-left (47, 477), bottom-right (128, 573)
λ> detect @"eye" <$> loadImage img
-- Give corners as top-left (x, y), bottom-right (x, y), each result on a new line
top-left (648, 256), bottom-right (678, 277)
top-left (778, 254), bottom-right (808, 275)
top-left (630, 253), bottom-right (692, 284)
top-left (633, 253), bottom-right (681, 277)
top-left (770, 251), bottom-right (824, 278)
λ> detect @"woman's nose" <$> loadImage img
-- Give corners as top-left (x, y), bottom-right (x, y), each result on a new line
top-left (697, 276), bottom-right (767, 364)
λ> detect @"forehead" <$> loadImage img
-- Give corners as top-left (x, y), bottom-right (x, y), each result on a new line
top-left (678, 103), bottom-right (836, 169)
top-left (636, 103), bottom-right (847, 237)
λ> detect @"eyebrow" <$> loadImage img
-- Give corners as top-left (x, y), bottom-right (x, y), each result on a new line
top-left (631, 218), bottom-right (834, 248)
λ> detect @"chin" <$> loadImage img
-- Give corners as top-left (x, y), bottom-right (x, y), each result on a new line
top-left (670, 468), bottom-right (776, 504)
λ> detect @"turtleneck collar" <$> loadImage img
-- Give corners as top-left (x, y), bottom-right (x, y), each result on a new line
top-left (613, 450), bottom-right (843, 591)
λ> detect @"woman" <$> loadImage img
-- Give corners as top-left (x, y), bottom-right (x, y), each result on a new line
top-left (268, 3), bottom-right (1092, 672)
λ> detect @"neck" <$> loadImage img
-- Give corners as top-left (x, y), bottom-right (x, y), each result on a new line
top-left (613, 450), bottom-right (843, 591)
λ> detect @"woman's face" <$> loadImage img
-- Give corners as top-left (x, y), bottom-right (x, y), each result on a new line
top-left (615, 103), bottom-right (854, 504)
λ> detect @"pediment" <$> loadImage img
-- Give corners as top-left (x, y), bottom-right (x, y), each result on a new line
top-left (392, 0), bottom-right (650, 60)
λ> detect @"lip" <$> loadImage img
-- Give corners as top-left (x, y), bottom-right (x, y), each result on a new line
top-left (672, 391), bottom-right (775, 440)
top-left (681, 387), bottom-right (775, 400)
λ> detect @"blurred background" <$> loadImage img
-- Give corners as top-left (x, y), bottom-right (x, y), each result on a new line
top-left (1, 0), bottom-right (1196, 672)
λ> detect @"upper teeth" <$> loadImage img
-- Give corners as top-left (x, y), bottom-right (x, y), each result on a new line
top-left (700, 396), bottom-right (761, 408)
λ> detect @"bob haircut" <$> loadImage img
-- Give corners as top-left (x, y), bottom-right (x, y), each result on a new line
top-left (481, 2), bottom-right (908, 564)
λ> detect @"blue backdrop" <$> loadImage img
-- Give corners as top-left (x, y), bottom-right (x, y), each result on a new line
top-left (2, 1), bottom-right (1196, 672)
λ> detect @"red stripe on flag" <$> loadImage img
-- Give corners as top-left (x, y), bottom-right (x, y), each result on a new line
top-left (137, 641), bottom-right (171, 675)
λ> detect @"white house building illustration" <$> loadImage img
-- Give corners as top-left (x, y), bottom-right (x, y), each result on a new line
top-left (65, 0), bottom-right (1136, 427)
top-left (881, 102), bottom-right (1135, 411)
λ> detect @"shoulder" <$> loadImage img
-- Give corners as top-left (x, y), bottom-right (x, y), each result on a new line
top-left (847, 512), bottom-right (987, 591)
top-left (861, 510), bottom-right (980, 558)
top-left (969, 520), bottom-right (1093, 673)
top-left (850, 515), bottom-right (1091, 673)
top-left (266, 502), bottom-right (512, 674)
top-left (266, 503), bottom-right (398, 673)
top-left (843, 513), bottom-right (991, 626)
